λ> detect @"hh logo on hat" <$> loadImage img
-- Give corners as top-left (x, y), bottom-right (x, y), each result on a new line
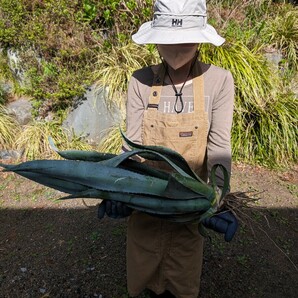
top-left (132, 0), bottom-right (225, 46)
top-left (172, 19), bottom-right (183, 27)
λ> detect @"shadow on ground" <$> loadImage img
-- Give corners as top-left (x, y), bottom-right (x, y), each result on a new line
top-left (0, 205), bottom-right (297, 298)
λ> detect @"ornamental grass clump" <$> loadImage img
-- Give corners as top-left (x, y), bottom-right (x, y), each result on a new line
top-left (0, 105), bottom-right (20, 149)
top-left (15, 119), bottom-right (94, 160)
top-left (95, 42), bottom-right (159, 107)
top-left (200, 42), bottom-right (298, 167)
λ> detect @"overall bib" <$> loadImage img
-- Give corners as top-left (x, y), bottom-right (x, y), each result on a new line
top-left (127, 62), bottom-right (209, 298)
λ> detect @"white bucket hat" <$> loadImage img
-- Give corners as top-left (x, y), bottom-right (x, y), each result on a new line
top-left (132, 0), bottom-right (225, 46)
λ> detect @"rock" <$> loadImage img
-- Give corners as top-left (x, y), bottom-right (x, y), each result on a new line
top-left (39, 288), bottom-right (46, 294)
top-left (264, 50), bottom-right (283, 69)
top-left (0, 80), bottom-right (13, 95)
top-left (2, 47), bottom-right (41, 88)
top-left (63, 85), bottom-right (122, 144)
top-left (6, 98), bottom-right (33, 125)
top-left (6, 48), bottom-right (27, 86)
top-left (0, 150), bottom-right (23, 160)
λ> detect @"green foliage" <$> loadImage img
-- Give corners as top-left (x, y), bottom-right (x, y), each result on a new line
top-left (0, 50), bottom-right (12, 80)
top-left (264, 9), bottom-right (298, 71)
top-left (0, 0), bottom-right (297, 167)
top-left (80, 0), bottom-right (98, 23)
top-left (0, 50), bottom-right (18, 104)
top-left (0, 0), bottom-right (98, 115)
top-left (24, 61), bottom-right (92, 116)
top-left (0, 0), bottom-right (26, 46)
top-left (94, 0), bottom-right (153, 40)
top-left (0, 86), bottom-right (4, 105)
top-left (242, 1), bottom-right (297, 70)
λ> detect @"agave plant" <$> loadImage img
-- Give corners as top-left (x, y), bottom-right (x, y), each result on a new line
top-left (0, 131), bottom-right (230, 224)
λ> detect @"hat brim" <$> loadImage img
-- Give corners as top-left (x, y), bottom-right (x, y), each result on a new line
top-left (132, 21), bottom-right (225, 46)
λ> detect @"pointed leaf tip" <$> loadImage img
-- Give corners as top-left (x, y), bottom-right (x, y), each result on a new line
top-left (0, 163), bottom-right (11, 171)
top-left (48, 136), bottom-right (58, 152)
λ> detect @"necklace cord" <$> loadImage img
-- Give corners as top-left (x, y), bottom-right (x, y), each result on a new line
top-left (162, 51), bottom-right (199, 114)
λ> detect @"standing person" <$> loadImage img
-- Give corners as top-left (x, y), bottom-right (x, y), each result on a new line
top-left (98, 1), bottom-right (238, 297)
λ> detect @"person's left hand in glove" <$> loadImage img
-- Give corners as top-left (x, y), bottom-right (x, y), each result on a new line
top-left (202, 210), bottom-right (238, 242)
top-left (97, 200), bottom-right (133, 219)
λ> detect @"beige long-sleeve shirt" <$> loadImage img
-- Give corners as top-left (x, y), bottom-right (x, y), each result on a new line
top-left (125, 61), bottom-right (234, 187)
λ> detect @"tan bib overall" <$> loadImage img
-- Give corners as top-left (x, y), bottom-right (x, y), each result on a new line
top-left (127, 62), bottom-right (208, 298)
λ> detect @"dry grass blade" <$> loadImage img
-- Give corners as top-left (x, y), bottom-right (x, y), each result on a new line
top-left (95, 43), bottom-right (159, 107)
top-left (15, 119), bottom-right (94, 160)
top-left (98, 123), bottom-right (126, 154)
top-left (266, 9), bottom-right (298, 70)
top-left (0, 105), bottom-right (20, 149)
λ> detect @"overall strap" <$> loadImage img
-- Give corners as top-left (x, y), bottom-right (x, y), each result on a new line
top-left (192, 61), bottom-right (205, 113)
top-left (147, 64), bottom-right (166, 109)
top-left (147, 61), bottom-right (204, 112)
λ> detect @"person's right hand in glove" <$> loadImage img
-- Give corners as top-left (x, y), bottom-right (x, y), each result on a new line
top-left (202, 210), bottom-right (238, 242)
top-left (97, 200), bottom-right (133, 219)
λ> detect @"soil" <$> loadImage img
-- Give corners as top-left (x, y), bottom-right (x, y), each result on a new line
top-left (0, 161), bottom-right (297, 298)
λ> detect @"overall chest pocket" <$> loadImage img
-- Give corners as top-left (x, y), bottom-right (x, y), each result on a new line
top-left (147, 124), bottom-right (205, 159)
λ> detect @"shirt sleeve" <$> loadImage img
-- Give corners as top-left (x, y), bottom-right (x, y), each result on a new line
top-left (125, 67), bottom-right (153, 146)
top-left (125, 74), bottom-right (145, 149)
top-left (207, 71), bottom-right (234, 189)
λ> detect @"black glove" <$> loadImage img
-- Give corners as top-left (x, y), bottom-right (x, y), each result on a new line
top-left (97, 200), bottom-right (133, 219)
top-left (202, 210), bottom-right (238, 242)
